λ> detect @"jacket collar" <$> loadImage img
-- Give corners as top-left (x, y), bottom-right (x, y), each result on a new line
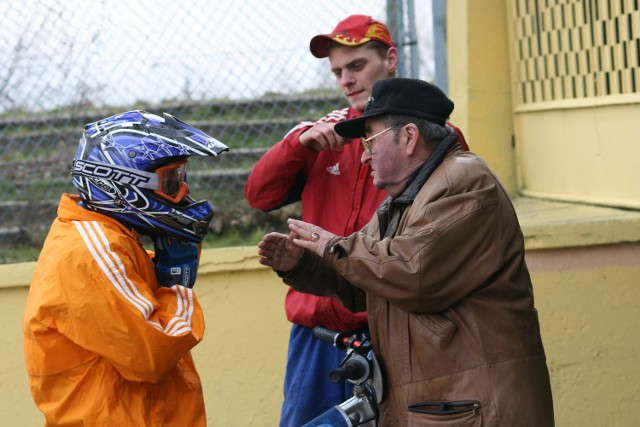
top-left (377, 132), bottom-right (459, 238)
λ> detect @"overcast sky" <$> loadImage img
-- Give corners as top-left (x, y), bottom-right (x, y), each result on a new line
top-left (0, 0), bottom-right (435, 112)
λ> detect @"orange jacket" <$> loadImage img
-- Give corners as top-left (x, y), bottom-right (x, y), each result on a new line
top-left (23, 194), bottom-right (206, 426)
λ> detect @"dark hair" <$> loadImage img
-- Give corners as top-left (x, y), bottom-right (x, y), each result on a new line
top-left (325, 40), bottom-right (390, 59)
top-left (382, 115), bottom-right (453, 149)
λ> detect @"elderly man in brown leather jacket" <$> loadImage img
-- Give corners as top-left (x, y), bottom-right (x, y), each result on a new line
top-left (258, 78), bottom-right (555, 426)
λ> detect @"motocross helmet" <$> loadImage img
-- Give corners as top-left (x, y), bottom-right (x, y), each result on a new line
top-left (71, 110), bottom-right (229, 242)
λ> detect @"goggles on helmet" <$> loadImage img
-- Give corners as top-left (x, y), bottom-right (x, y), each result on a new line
top-left (72, 158), bottom-right (191, 204)
top-left (153, 159), bottom-right (188, 203)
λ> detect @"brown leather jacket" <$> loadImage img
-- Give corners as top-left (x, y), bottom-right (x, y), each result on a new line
top-left (282, 142), bottom-right (555, 426)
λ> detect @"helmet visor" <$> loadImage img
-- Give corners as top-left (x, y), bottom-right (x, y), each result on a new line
top-left (154, 159), bottom-right (188, 203)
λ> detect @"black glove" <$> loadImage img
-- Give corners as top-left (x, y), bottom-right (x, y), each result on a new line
top-left (153, 236), bottom-right (199, 288)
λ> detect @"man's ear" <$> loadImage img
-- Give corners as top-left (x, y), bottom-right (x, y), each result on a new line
top-left (385, 47), bottom-right (399, 76)
top-left (404, 123), bottom-right (420, 155)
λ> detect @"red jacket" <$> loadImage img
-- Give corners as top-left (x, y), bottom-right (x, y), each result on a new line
top-left (245, 108), bottom-right (467, 331)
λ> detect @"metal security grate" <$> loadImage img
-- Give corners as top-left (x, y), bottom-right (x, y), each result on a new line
top-left (511, 0), bottom-right (640, 105)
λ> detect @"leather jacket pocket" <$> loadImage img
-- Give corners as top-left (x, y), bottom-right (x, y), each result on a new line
top-left (410, 312), bottom-right (457, 341)
top-left (407, 312), bottom-right (459, 381)
top-left (408, 400), bottom-right (481, 426)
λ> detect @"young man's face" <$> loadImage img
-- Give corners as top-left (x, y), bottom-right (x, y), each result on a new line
top-left (328, 44), bottom-right (396, 113)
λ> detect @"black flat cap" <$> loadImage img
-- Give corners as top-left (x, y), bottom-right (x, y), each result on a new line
top-left (335, 78), bottom-right (454, 138)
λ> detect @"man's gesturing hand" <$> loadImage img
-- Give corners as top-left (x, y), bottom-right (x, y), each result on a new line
top-left (287, 218), bottom-right (336, 257)
top-left (258, 232), bottom-right (304, 272)
top-left (258, 220), bottom-right (336, 273)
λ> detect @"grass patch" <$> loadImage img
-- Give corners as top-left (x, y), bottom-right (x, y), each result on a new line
top-left (0, 225), bottom-right (274, 264)
top-left (202, 226), bottom-right (268, 249)
top-left (0, 245), bottom-right (43, 264)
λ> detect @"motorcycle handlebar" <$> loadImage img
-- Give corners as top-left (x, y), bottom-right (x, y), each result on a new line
top-left (329, 358), bottom-right (368, 384)
top-left (312, 326), bottom-right (363, 350)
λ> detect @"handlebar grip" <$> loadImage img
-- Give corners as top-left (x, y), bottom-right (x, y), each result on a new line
top-left (312, 326), bottom-right (348, 349)
top-left (312, 326), bottom-right (336, 342)
top-left (329, 358), bottom-right (368, 384)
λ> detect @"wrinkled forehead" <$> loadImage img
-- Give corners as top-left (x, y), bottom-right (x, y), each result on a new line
top-left (363, 117), bottom-right (387, 134)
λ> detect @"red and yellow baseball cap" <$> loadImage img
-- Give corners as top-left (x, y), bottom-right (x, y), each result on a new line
top-left (309, 14), bottom-right (395, 58)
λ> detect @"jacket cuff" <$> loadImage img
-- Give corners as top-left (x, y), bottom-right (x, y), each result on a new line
top-left (285, 126), bottom-right (321, 158)
top-left (275, 249), bottom-right (314, 279)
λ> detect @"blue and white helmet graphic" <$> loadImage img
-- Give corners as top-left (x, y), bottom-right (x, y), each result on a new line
top-left (72, 110), bottom-right (229, 242)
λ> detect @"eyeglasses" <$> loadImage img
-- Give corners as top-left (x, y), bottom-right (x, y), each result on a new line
top-left (153, 159), bottom-right (189, 203)
top-left (360, 126), bottom-right (394, 154)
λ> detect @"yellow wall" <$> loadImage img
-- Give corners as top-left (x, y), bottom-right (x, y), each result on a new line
top-left (526, 244), bottom-right (640, 427)
top-left (447, 0), bottom-right (517, 196)
top-left (515, 99), bottom-right (640, 208)
top-left (449, 0), bottom-right (640, 209)
top-left (3, 240), bottom-right (640, 426)
top-left (2, 247), bottom-right (292, 426)
top-left (4, 2), bottom-right (640, 426)
top-left (443, 4), bottom-right (640, 424)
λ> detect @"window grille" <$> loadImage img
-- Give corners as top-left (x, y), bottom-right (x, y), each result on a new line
top-left (512, 0), bottom-right (640, 104)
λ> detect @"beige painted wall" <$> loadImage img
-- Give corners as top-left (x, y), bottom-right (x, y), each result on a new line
top-left (3, 240), bottom-right (640, 426)
top-left (3, 247), bottom-right (292, 426)
top-left (4, 2), bottom-right (640, 425)
top-left (526, 244), bottom-right (640, 427)
top-left (448, 0), bottom-right (640, 209)
top-left (443, 4), bottom-right (640, 423)
top-left (515, 99), bottom-right (640, 209)
top-left (447, 0), bottom-right (517, 197)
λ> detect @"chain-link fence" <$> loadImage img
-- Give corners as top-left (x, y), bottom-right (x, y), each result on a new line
top-left (0, 0), bottom-right (434, 262)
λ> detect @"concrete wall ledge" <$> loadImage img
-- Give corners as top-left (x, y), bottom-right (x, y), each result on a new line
top-left (0, 246), bottom-right (268, 291)
top-left (3, 197), bottom-right (640, 289)
top-left (514, 196), bottom-right (640, 250)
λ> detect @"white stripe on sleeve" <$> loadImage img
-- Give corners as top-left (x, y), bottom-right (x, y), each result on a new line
top-left (73, 220), bottom-right (194, 336)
